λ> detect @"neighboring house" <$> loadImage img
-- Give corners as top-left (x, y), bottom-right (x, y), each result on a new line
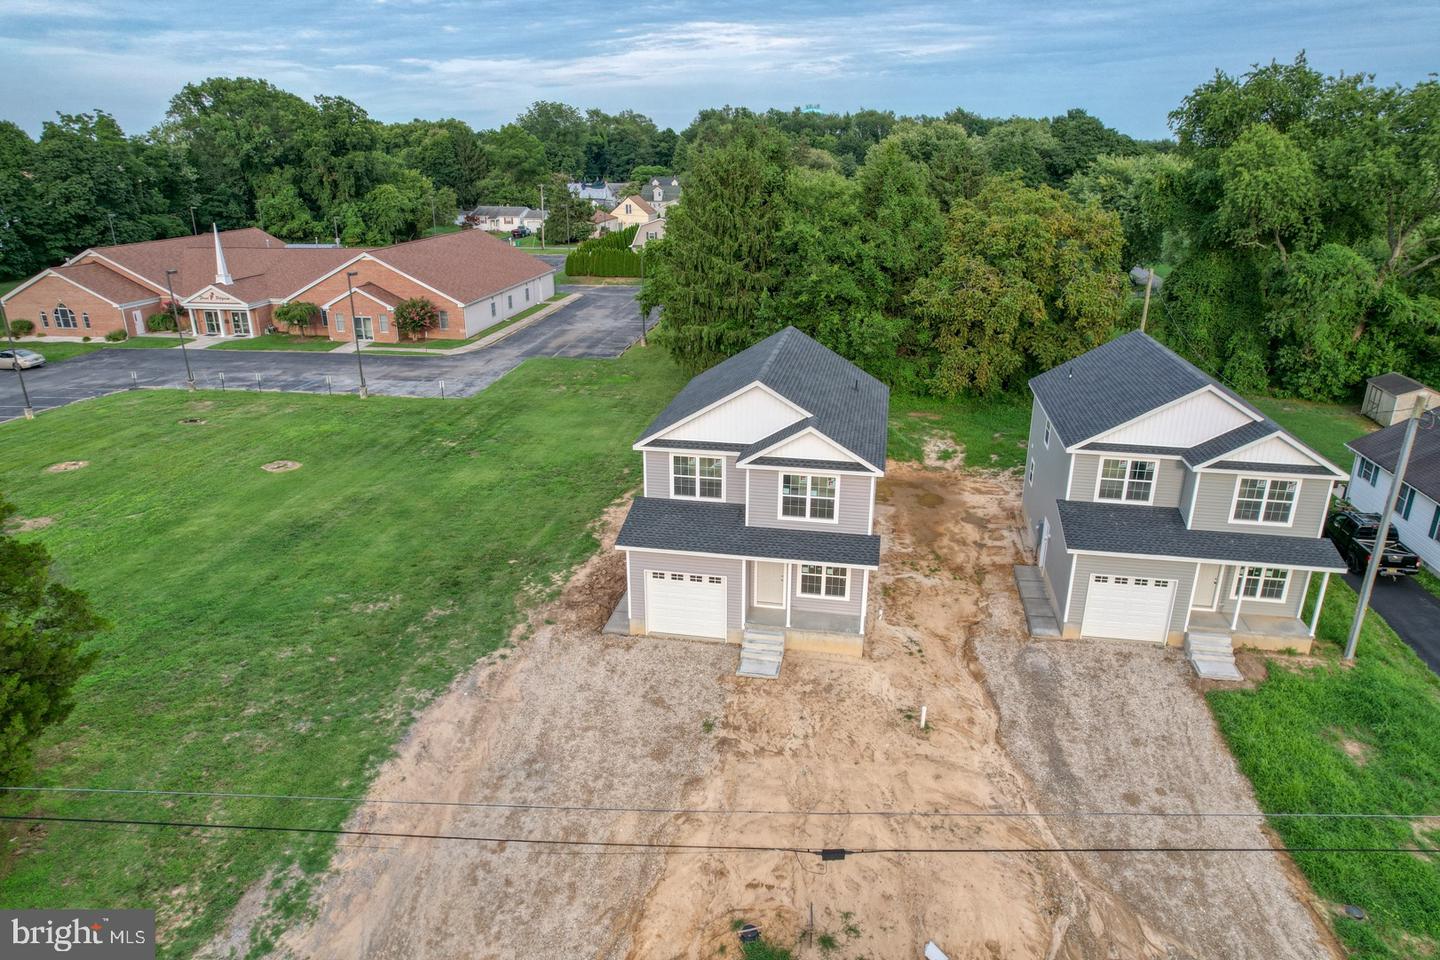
top-left (1021, 331), bottom-right (1348, 666)
top-left (644, 176), bottom-right (681, 213)
top-left (568, 181), bottom-right (619, 206)
top-left (1361, 372), bottom-right (1438, 426)
top-left (591, 210), bottom-right (620, 236)
top-left (630, 218), bottom-right (666, 250)
top-left (1345, 417), bottom-right (1440, 571)
top-left (0, 227), bottom-right (554, 346)
top-left (615, 327), bottom-right (888, 677)
top-left (460, 205), bottom-right (548, 232)
top-left (608, 195), bottom-right (657, 230)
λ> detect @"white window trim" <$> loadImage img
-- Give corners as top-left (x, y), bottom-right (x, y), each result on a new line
top-left (1230, 566), bottom-right (1292, 604)
top-left (1027, 458), bottom-right (1035, 486)
top-left (1228, 476), bottom-right (1299, 528)
top-left (1357, 457), bottom-right (1379, 486)
top-left (777, 473), bottom-right (841, 525)
top-left (669, 453), bottom-right (725, 501)
top-left (1043, 420), bottom-right (1051, 449)
top-left (797, 564), bottom-right (850, 601)
top-left (1093, 457), bottom-right (1158, 505)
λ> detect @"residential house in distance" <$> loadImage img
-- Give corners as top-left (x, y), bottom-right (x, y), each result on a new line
top-left (1020, 331), bottom-right (1348, 677)
top-left (643, 176), bottom-right (681, 212)
top-left (459, 205), bottom-right (547, 233)
top-left (1, 227), bottom-right (554, 346)
top-left (591, 209), bottom-right (620, 236)
top-left (615, 327), bottom-right (887, 678)
top-left (1345, 419), bottom-right (1440, 572)
top-left (567, 181), bottom-right (619, 206)
top-left (1361, 372), bottom-right (1438, 426)
top-left (630, 218), bottom-right (666, 250)
top-left (607, 195), bottom-right (657, 230)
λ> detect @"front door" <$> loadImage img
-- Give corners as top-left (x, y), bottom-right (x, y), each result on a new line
top-left (229, 311), bottom-right (251, 337)
top-left (132, 310), bottom-right (146, 335)
top-left (203, 310), bottom-right (221, 336)
top-left (754, 561), bottom-right (786, 607)
top-left (1193, 563), bottom-right (1222, 609)
top-left (353, 316), bottom-right (374, 341)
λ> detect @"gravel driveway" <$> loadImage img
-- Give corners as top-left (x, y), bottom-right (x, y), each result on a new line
top-left (973, 636), bottom-right (1341, 960)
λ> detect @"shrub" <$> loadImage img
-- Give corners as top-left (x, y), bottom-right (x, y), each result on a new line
top-left (82, 336), bottom-right (91, 342)
top-left (393, 297), bottom-right (439, 340)
top-left (147, 310), bottom-right (178, 332)
top-left (274, 301), bottom-right (320, 337)
top-left (7, 318), bottom-right (34, 337)
top-left (104, 329), bottom-right (128, 342)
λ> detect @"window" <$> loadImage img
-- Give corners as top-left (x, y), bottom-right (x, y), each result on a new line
top-left (81, 312), bottom-right (90, 328)
top-left (799, 564), bottom-right (848, 599)
top-left (319, 308), bottom-right (329, 328)
top-left (781, 474), bottom-right (837, 520)
top-left (333, 313), bottom-right (345, 333)
top-left (671, 455), bottom-right (723, 499)
top-left (53, 304), bottom-right (77, 329)
top-left (625, 204), bottom-right (632, 214)
top-left (1096, 458), bottom-right (1156, 503)
top-left (379, 315), bottom-right (390, 333)
top-left (1430, 504), bottom-right (1440, 543)
top-left (229, 311), bottom-right (250, 336)
top-left (39, 311), bottom-right (48, 327)
top-left (1357, 457), bottom-right (1379, 486)
top-left (1043, 420), bottom-right (1051, 448)
top-left (1232, 477), bottom-right (1297, 524)
top-left (525, 288), bottom-right (530, 302)
top-left (1396, 483), bottom-right (1416, 520)
top-left (438, 310), bottom-right (449, 331)
top-left (1027, 458), bottom-right (1035, 486)
top-left (507, 295), bottom-right (513, 309)
top-left (1233, 566), bottom-right (1289, 601)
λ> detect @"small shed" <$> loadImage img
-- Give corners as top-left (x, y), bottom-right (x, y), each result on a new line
top-left (1362, 372), bottom-right (1439, 426)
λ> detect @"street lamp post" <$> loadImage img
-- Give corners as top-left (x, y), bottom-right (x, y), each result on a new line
top-left (189, 207), bottom-right (198, 235)
top-left (107, 212), bottom-right (118, 244)
top-left (163, 269), bottom-right (196, 391)
top-left (0, 301), bottom-right (35, 420)
top-left (345, 271), bottom-right (368, 398)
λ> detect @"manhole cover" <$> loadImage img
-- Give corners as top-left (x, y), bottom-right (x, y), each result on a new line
top-left (261, 460), bottom-right (302, 473)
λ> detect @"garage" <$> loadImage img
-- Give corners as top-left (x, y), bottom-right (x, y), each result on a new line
top-left (1080, 573), bottom-right (1176, 643)
top-left (645, 570), bottom-right (728, 639)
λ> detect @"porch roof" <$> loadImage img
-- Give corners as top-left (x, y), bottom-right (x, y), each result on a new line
top-left (617, 496), bottom-right (880, 568)
top-left (1056, 500), bottom-right (1347, 571)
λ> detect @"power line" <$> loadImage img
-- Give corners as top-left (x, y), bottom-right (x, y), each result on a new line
top-left (1, 785), bottom-right (1435, 821)
top-left (3, 814), bottom-right (1436, 860)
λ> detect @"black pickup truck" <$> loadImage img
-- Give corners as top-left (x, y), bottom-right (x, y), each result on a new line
top-left (1325, 509), bottom-right (1424, 577)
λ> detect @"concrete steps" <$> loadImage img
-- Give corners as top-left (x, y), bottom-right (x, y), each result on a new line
top-left (738, 626), bottom-right (785, 679)
top-left (1185, 630), bottom-right (1243, 681)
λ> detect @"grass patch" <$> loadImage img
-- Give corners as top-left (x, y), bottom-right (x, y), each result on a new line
top-left (0, 345), bottom-right (688, 956)
top-left (0, 278), bottom-right (22, 297)
top-left (366, 295), bottom-right (570, 354)
top-left (109, 336), bottom-right (195, 349)
top-left (1247, 395), bottom-right (1375, 469)
top-left (1416, 568), bottom-right (1440, 604)
top-left (422, 223), bottom-right (462, 236)
top-left (887, 392), bottom-right (1032, 470)
top-left (1208, 576), bottom-right (1440, 959)
top-left (208, 333), bottom-right (341, 352)
top-left (9, 338), bottom-right (193, 363)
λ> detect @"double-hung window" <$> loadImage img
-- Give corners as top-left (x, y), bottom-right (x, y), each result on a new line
top-left (1430, 504), bottom-right (1440, 543)
top-left (781, 474), bottom-right (837, 520)
top-left (1096, 458), bottom-right (1156, 503)
top-left (799, 564), bottom-right (848, 599)
top-left (1043, 420), bottom-right (1051, 448)
top-left (672, 455), bottom-right (722, 499)
top-left (1395, 483), bottom-right (1416, 520)
top-left (1233, 566), bottom-right (1289, 601)
top-left (1232, 477), bottom-right (1297, 524)
top-left (1357, 457), bottom-right (1379, 486)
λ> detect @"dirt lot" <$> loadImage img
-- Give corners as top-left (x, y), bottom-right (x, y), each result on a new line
top-left (240, 465), bottom-right (1337, 959)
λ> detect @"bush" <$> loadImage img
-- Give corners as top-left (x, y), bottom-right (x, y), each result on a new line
top-left (393, 297), bottom-right (439, 340)
top-left (147, 310), bottom-right (178, 332)
top-left (274, 301), bottom-right (320, 336)
top-left (7, 318), bottom-right (34, 336)
top-left (82, 336), bottom-right (91, 342)
top-left (104, 329), bottom-right (128, 342)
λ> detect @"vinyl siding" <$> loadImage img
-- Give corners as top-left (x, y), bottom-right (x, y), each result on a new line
top-left (1346, 458), bottom-right (1440, 570)
top-left (745, 467), bottom-right (872, 535)
top-left (626, 550), bottom-right (744, 630)
top-left (790, 564), bottom-right (865, 620)
top-left (643, 450), bottom-right (744, 505)
top-left (1214, 566), bottom-right (1311, 620)
top-left (1189, 473), bottom-right (1333, 537)
top-left (1179, 468), bottom-right (1198, 526)
top-left (1067, 554), bottom-right (1196, 635)
top-left (1020, 397), bottom-right (1073, 619)
top-left (1070, 453), bottom-right (1185, 507)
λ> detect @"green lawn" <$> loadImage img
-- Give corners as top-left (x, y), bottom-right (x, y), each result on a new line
top-left (1209, 577), bottom-right (1440, 959)
top-left (366, 294), bottom-right (569, 354)
top-left (208, 333), bottom-right (341, 352)
top-left (888, 391), bottom-right (1032, 470)
top-left (13, 338), bottom-right (194, 363)
top-left (1247, 395), bottom-right (1375, 469)
top-left (0, 345), bottom-right (688, 957)
top-left (0, 279), bottom-right (21, 298)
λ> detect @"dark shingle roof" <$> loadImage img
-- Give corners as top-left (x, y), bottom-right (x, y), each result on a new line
top-left (616, 497), bottom-right (881, 567)
top-left (639, 327), bottom-right (888, 470)
top-left (1081, 442), bottom-right (1189, 457)
top-left (1055, 501), bottom-right (1346, 570)
top-left (750, 457), bottom-right (863, 471)
top-left (644, 439), bottom-right (746, 452)
top-left (1182, 421), bottom-right (1280, 467)
top-left (1367, 372), bottom-right (1426, 394)
top-left (1348, 420), bottom-right (1440, 504)
top-left (1209, 460), bottom-right (1341, 477)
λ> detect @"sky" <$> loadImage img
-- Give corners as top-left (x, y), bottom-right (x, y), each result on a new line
top-left (2, 0), bottom-right (1438, 139)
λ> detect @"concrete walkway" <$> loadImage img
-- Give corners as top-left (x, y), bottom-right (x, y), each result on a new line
top-left (356, 293), bottom-right (581, 356)
top-left (1013, 565), bottom-right (1061, 637)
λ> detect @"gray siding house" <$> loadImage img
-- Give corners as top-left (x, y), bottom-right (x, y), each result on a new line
top-left (1021, 331), bottom-right (1348, 661)
top-left (1345, 417), bottom-right (1440, 572)
top-left (616, 327), bottom-right (887, 675)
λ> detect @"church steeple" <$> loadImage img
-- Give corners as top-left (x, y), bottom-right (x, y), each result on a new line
top-left (212, 224), bottom-right (233, 285)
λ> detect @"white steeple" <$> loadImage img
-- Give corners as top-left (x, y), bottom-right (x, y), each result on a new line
top-left (212, 224), bottom-right (233, 285)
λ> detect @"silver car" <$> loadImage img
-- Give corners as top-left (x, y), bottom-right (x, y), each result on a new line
top-left (0, 348), bottom-right (46, 370)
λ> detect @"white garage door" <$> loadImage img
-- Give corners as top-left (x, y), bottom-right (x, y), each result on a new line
top-left (1080, 573), bottom-right (1176, 643)
top-left (645, 570), bottom-right (727, 639)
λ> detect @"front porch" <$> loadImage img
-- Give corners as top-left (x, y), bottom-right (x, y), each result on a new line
top-left (744, 603), bottom-right (863, 637)
top-left (1188, 609), bottom-right (1316, 650)
top-left (1187, 567), bottom-right (1333, 654)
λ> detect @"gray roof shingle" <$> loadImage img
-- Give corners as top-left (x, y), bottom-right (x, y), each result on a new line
top-left (1367, 372), bottom-right (1426, 394)
top-left (1209, 460), bottom-right (1341, 476)
top-left (1182, 421), bottom-right (1280, 467)
top-left (1055, 500), bottom-right (1347, 570)
top-left (1347, 419), bottom-right (1440, 504)
top-left (639, 327), bottom-right (888, 470)
top-left (616, 497), bottom-right (881, 567)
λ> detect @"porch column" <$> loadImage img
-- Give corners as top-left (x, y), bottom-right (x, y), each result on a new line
top-left (784, 564), bottom-right (792, 629)
top-left (1308, 571), bottom-right (1330, 638)
top-left (1230, 565), bottom-right (1243, 632)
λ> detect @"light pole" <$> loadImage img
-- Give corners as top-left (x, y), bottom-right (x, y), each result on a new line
top-left (0, 301), bottom-right (35, 420)
top-left (345, 271), bottom-right (368, 398)
top-left (106, 212), bottom-right (118, 244)
top-left (164, 269), bottom-right (196, 391)
top-left (189, 207), bottom-right (198, 235)
top-left (539, 182), bottom-right (546, 249)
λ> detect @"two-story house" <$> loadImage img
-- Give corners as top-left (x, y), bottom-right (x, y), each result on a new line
top-left (615, 327), bottom-right (887, 677)
top-left (1021, 331), bottom-right (1348, 674)
top-left (1344, 417), bottom-right (1440, 573)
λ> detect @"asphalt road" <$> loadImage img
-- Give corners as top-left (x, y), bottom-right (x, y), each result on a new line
top-left (1343, 571), bottom-right (1440, 672)
top-left (0, 285), bottom-right (649, 421)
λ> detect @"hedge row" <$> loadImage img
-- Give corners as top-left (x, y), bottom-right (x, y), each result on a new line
top-left (565, 247), bottom-right (643, 277)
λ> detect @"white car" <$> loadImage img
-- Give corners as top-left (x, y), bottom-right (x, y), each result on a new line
top-left (0, 348), bottom-right (46, 370)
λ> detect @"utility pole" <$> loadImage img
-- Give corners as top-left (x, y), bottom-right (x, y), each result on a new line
top-left (1140, 270), bottom-right (1154, 332)
top-left (345, 271), bottom-right (368, 399)
top-left (1344, 395), bottom-right (1428, 659)
top-left (107, 212), bottom-right (118, 245)
top-left (189, 206), bottom-right (199, 235)
top-left (0, 301), bottom-right (35, 420)
top-left (639, 305), bottom-right (648, 347)
top-left (539, 182), bottom-right (546, 249)
top-left (164, 269), bottom-right (196, 391)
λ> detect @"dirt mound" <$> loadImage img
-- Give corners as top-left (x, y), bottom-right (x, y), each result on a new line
top-left (261, 460), bottom-right (301, 473)
top-left (44, 461), bottom-right (88, 473)
top-left (5, 516), bottom-right (55, 533)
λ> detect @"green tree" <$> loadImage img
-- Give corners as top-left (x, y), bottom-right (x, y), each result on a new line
top-left (516, 101), bottom-right (588, 176)
top-left (980, 119), bottom-right (1061, 187)
top-left (393, 296), bottom-right (439, 340)
top-left (543, 175), bottom-right (595, 244)
top-left (0, 496), bottom-right (105, 782)
top-left (274, 301), bottom-right (320, 338)
top-left (885, 121), bottom-right (988, 211)
top-left (855, 137), bottom-right (945, 314)
top-left (1069, 153), bottom-right (1190, 266)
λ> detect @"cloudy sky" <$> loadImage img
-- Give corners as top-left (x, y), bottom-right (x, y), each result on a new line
top-left (2, 0), bottom-right (1437, 138)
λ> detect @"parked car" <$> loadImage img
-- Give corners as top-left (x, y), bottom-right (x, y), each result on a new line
top-left (0, 348), bottom-right (45, 370)
top-left (1325, 509), bottom-right (1423, 577)
top-left (509, 227), bottom-right (531, 239)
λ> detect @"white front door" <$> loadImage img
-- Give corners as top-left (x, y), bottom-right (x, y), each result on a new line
top-left (1193, 563), bottom-right (1222, 609)
top-left (754, 561), bottom-right (785, 607)
top-left (646, 570), bottom-right (727, 639)
top-left (132, 310), bottom-right (146, 335)
top-left (1080, 573), bottom-right (1177, 643)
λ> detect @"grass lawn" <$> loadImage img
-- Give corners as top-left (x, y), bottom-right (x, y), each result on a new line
top-left (0, 345), bottom-right (689, 957)
top-left (1247, 395), bottom-right (1375, 468)
top-left (1208, 577), bottom-right (1440, 959)
top-left (13, 338), bottom-right (194, 363)
top-left (366, 294), bottom-right (569, 354)
top-left (888, 391), bottom-right (1032, 470)
top-left (208, 333), bottom-right (341, 352)
top-left (0, 278), bottom-right (21, 297)
top-left (422, 223), bottom-right (462, 236)
top-left (1416, 568), bottom-right (1440, 603)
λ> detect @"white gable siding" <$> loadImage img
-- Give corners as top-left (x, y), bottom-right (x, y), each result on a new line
top-left (1347, 458), bottom-right (1440, 570)
top-left (1092, 390), bottom-right (1255, 448)
top-left (1223, 435), bottom-right (1321, 467)
top-left (759, 430), bottom-right (855, 463)
top-left (656, 386), bottom-right (804, 444)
